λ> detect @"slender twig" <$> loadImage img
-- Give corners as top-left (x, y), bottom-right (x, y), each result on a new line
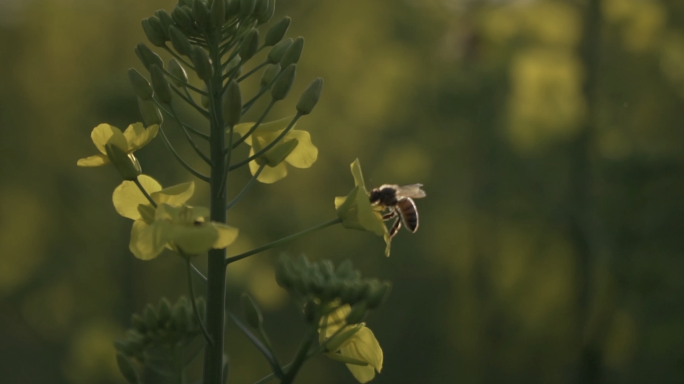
top-left (238, 61), bottom-right (268, 83)
top-left (280, 327), bottom-right (317, 384)
top-left (171, 86), bottom-right (211, 118)
top-left (154, 100), bottom-right (210, 140)
top-left (169, 105), bottom-right (212, 165)
top-left (228, 114), bottom-right (301, 172)
top-left (161, 67), bottom-right (207, 95)
top-left (225, 163), bottom-right (266, 210)
top-left (186, 258), bottom-right (213, 345)
top-left (230, 100), bottom-right (276, 149)
top-left (242, 85), bottom-right (272, 115)
top-left (225, 218), bottom-right (342, 265)
top-left (252, 363), bottom-right (294, 384)
top-left (157, 122), bottom-right (211, 182)
top-left (163, 45), bottom-right (196, 70)
top-left (133, 177), bottom-right (157, 208)
top-left (189, 261), bottom-right (208, 284)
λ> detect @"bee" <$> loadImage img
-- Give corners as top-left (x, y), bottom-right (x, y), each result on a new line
top-left (369, 184), bottom-right (426, 240)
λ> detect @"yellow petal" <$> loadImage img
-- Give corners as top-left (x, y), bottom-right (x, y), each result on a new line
top-left (342, 327), bottom-right (383, 382)
top-left (233, 116), bottom-right (298, 146)
top-left (124, 123), bottom-right (159, 152)
top-left (129, 220), bottom-right (171, 260)
top-left (77, 154), bottom-right (109, 167)
top-left (150, 181), bottom-right (195, 206)
top-left (255, 116), bottom-right (296, 133)
top-left (91, 124), bottom-right (126, 155)
top-left (171, 224), bottom-right (218, 255)
top-left (212, 223), bottom-right (239, 248)
top-left (248, 148), bottom-right (288, 183)
top-left (354, 187), bottom-right (386, 237)
top-left (350, 159), bottom-right (367, 190)
top-left (334, 196), bottom-right (347, 210)
top-left (233, 122), bottom-right (255, 145)
top-left (113, 175), bottom-right (162, 220)
top-left (324, 305), bottom-right (352, 337)
top-left (284, 130), bottom-right (318, 169)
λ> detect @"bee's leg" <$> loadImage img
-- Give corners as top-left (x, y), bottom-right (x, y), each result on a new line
top-left (389, 217), bottom-right (402, 239)
top-left (382, 209), bottom-right (398, 221)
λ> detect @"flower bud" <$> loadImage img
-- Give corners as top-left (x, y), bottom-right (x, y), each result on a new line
top-left (240, 0), bottom-right (256, 17)
top-left (267, 38), bottom-right (292, 64)
top-left (150, 65), bottom-right (173, 104)
top-left (259, 64), bottom-right (280, 88)
top-left (345, 301), bottom-right (368, 324)
top-left (168, 58), bottom-right (188, 87)
top-left (155, 10), bottom-right (175, 34)
top-left (105, 144), bottom-right (141, 181)
top-left (172, 6), bottom-right (194, 30)
top-left (135, 43), bottom-right (164, 71)
top-left (114, 339), bottom-right (135, 356)
top-left (324, 323), bottom-right (363, 353)
top-left (201, 84), bottom-right (210, 108)
top-left (192, 0), bottom-right (211, 29)
top-left (142, 18), bottom-right (167, 47)
top-left (263, 139), bottom-right (298, 167)
top-left (336, 260), bottom-right (355, 280)
top-left (143, 303), bottom-right (159, 330)
top-left (296, 77), bottom-right (323, 115)
top-left (157, 298), bottom-right (172, 324)
top-left (169, 26), bottom-right (193, 56)
top-left (192, 46), bottom-right (213, 82)
top-left (240, 293), bottom-right (263, 329)
top-left (271, 63), bottom-right (296, 101)
top-left (280, 36), bottom-right (304, 69)
top-left (366, 281), bottom-right (391, 309)
top-left (131, 314), bottom-right (147, 333)
top-left (239, 29), bottom-right (259, 62)
top-left (211, 0), bottom-right (226, 28)
top-left (138, 98), bottom-right (163, 126)
top-left (226, 0), bottom-right (240, 18)
top-left (128, 68), bottom-right (153, 100)
top-left (116, 353), bottom-right (140, 384)
top-left (222, 80), bottom-right (242, 126)
top-left (256, 0), bottom-right (274, 25)
top-left (264, 17), bottom-right (290, 47)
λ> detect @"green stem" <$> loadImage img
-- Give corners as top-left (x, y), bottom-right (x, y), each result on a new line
top-left (169, 105), bottom-right (212, 165)
top-left (161, 67), bottom-right (207, 95)
top-left (242, 86), bottom-right (270, 115)
top-left (238, 61), bottom-right (268, 83)
top-left (202, 28), bottom-right (230, 384)
top-left (225, 163), bottom-right (266, 211)
top-left (225, 218), bottom-right (342, 265)
top-left (164, 45), bottom-right (196, 71)
top-left (280, 328), bottom-right (316, 384)
top-left (186, 258), bottom-right (213, 345)
top-left (155, 101), bottom-right (209, 140)
top-left (171, 86), bottom-right (211, 118)
top-left (228, 114), bottom-right (301, 172)
top-left (133, 176), bottom-right (157, 207)
top-left (230, 100), bottom-right (276, 149)
top-left (157, 121), bottom-right (211, 182)
top-left (253, 363), bottom-right (294, 384)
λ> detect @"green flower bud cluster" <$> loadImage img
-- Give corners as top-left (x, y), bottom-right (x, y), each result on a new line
top-left (114, 296), bottom-right (206, 362)
top-left (275, 255), bottom-right (392, 317)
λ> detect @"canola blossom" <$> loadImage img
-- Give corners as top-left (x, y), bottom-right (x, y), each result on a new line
top-left (77, 122), bottom-right (159, 167)
top-left (320, 304), bottom-right (383, 383)
top-left (112, 175), bottom-right (238, 260)
top-left (232, 116), bottom-right (318, 184)
top-left (334, 159), bottom-right (391, 256)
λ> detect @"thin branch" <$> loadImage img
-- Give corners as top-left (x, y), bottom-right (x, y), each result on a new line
top-left (170, 86), bottom-right (211, 118)
top-left (161, 67), bottom-right (207, 95)
top-left (186, 258), bottom-right (213, 345)
top-left (133, 177), bottom-right (157, 207)
top-left (225, 163), bottom-right (266, 211)
top-left (238, 61), bottom-right (268, 83)
top-left (225, 218), bottom-right (342, 265)
top-left (154, 100), bottom-right (210, 140)
top-left (157, 121), bottom-right (211, 182)
top-left (228, 114), bottom-right (302, 172)
top-left (163, 45), bottom-right (196, 70)
top-left (169, 105), bottom-right (212, 165)
top-left (231, 100), bottom-right (276, 149)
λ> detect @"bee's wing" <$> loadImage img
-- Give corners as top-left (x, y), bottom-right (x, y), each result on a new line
top-left (395, 184), bottom-right (426, 199)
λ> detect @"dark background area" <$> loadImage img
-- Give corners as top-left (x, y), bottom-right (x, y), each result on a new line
top-left (1, 0), bottom-right (683, 383)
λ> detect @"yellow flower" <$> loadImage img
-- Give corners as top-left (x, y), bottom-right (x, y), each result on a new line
top-left (233, 116), bottom-right (318, 184)
top-left (77, 122), bottom-right (159, 167)
top-left (334, 159), bottom-right (391, 256)
top-left (320, 305), bottom-right (383, 383)
top-left (112, 175), bottom-right (238, 260)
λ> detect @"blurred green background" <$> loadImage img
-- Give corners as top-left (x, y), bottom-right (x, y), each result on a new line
top-left (1, 0), bottom-right (683, 383)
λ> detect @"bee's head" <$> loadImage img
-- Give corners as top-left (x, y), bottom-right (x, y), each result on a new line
top-left (369, 186), bottom-right (396, 205)
top-left (369, 188), bottom-right (382, 204)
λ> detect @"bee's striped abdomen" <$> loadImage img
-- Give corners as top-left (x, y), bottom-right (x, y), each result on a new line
top-left (397, 198), bottom-right (419, 233)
